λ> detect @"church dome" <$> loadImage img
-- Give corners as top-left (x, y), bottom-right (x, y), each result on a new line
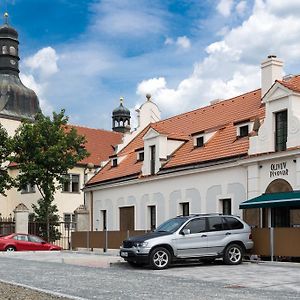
top-left (0, 23), bottom-right (18, 40)
top-left (112, 99), bottom-right (130, 117)
top-left (0, 74), bottom-right (40, 120)
top-left (0, 13), bottom-right (40, 120)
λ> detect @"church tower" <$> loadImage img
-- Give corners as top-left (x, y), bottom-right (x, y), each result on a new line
top-left (0, 13), bottom-right (40, 125)
top-left (112, 97), bottom-right (131, 133)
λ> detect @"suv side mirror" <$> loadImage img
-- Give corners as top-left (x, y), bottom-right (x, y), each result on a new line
top-left (181, 229), bottom-right (191, 235)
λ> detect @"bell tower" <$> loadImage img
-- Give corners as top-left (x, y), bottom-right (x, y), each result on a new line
top-left (0, 12), bottom-right (20, 75)
top-left (112, 97), bottom-right (131, 133)
top-left (0, 13), bottom-right (40, 121)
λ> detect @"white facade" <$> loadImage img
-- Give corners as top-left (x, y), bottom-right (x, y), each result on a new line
top-left (86, 56), bottom-right (300, 232)
top-left (86, 163), bottom-right (246, 231)
top-left (0, 164), bottom-right (95, 219)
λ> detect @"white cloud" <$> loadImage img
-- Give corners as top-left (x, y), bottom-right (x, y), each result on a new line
top-left (235, 1), bottom-right (247, 16)
top-left (176, 36), bottom-right (191, 49)
top-left (19, 73), bottom-right (53, 115)
top-left (24, 47), bottom-right (59, 78)
top-left (164, 36), bottom-right (191, 49)
top-left (217, 0), bottom-right (234, 17)
top-left (90, 0), bottom-right (165, 37)
top-left (136, 0), bottom-right (300, 117)
top-left (137, 77), bottom-right (167, 96)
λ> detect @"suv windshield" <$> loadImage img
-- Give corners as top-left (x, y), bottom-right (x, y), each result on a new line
top-left (154, 217), bottom-right (188, 233)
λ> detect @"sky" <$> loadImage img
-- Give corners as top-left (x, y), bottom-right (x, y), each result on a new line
top-left (2, 0), bottom-right (300, 130)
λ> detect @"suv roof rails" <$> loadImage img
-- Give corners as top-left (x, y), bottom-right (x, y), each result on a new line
top-left (176, 213), bottom-right (224, 218)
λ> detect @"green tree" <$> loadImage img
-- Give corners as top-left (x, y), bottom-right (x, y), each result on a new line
top-left (0, 124), bottom-right (13, 196)
top-left (12, 110), bottom-right (89, 241)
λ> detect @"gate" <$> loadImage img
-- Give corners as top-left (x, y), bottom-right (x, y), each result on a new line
top-left (0, 216), bottom-right (15, 236)
top-left (28, 221), bottom-right (76, 249)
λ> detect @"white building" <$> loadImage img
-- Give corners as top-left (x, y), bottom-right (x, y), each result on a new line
top-left (85, 55), bottom-right (300, 234)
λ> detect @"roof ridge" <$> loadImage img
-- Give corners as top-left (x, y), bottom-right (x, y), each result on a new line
top-left (155, 88), bottom-right (261, 125)
top-left (69, 124), bottom-right (122, 135)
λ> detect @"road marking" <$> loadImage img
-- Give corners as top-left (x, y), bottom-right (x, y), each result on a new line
top-left (0, 279), bottom-right (87, 300)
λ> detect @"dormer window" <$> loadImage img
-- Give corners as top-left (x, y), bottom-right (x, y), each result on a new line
top-left (112, 158), bottom-right (118, 167)
top-left (135, 148), bottom-right (145, 162)
top-left (196, 136), bottom-right (204, 147)
top-left (239, 125), bottom-right (249, 137)
top-left (235, 119), bottom-right (251, 138)
top-left (138, 151), bottom-right (144, 161)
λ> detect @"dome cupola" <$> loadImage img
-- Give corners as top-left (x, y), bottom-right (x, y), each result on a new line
top-left (112, 97), bottom-right (131, 133)
top-left (0, 13), bottom-right (40, 121)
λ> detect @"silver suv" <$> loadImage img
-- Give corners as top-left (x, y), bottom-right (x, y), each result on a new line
top-left (120, 214), bottom-right (253, 269)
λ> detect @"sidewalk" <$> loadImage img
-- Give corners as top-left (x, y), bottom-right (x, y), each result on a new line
top-left (0, 249), bottom-right (124, 268)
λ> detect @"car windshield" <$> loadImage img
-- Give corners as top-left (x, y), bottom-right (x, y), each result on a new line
top-left (154, 217), bottom-right (188, 233)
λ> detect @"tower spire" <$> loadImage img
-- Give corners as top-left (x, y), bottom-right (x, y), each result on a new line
top-left (4, 12), bottom-right (9, 25)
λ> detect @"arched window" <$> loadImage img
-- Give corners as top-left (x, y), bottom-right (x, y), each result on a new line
top-left (9, 46), bottom-right (16, 56)
top-left (265, 179), bottom-right (292, 194)
top-left (2, 45), bottom-right (7, 54)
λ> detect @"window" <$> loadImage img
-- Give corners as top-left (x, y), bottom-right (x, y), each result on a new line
top-left (64, 213), bottom-right (76, 229)
top-left (14, 235), bottom-right (28, 241)
top-left (196, 136), bottom-right (204, 147)
top-left (180, 202), bottom-right (189, 216)
top-left (2, 45), bottom-right (7, 54)
top-left (208, 216), bottom-right (223, 231)
top-left (63, 174), bottom-right (80, 193)
top-left (223, 217), bottom-right (243, 230)
top-left (102, 210), bottom-right (107, 230)
top-left (220, 198), bottom-right (232, 215)
top-left (275, 110), bottom-right (287, 151)
top-left (9, 46), bottom-right (16, 56)
top-left (148, 206), bottom-right (156, 230)
top-left (112, 158), bottom-right (118, 167)
top-left (183, 218), bottom-right (206, 234)
top-left (137, 151), bottom-right (144, 161)
top-left (239, 125), bottom-right (249, 137)
top-left (150, 145), bottom-right (156, 175)
top-left (21, 183), bottom-right (35, 194)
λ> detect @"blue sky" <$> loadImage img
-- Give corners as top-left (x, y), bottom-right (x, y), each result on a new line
top-left (3, 0), bottom-right (300, 129)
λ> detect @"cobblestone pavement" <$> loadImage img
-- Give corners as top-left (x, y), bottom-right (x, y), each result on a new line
top-left (0, 252), bottom-right (299, 299)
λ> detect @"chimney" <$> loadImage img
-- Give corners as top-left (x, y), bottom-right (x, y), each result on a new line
top-left (261, 55), bottom-right (283, 97)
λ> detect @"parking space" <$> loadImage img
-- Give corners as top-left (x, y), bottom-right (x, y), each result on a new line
top-left (0, 251), bottom-right (299, 299)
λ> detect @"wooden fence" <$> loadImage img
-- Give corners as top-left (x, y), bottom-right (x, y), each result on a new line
top-left (71, 230), bottom-right (149, 250)
top-left (252, 227), bottom-right (300, 257)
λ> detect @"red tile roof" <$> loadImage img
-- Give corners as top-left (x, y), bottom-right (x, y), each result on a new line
top-left (68, 125), bottom-right (122, 166)
top-left (87, 89), bottom-right (265, 185)
top-left (278, 75), bottom-right (300, 93)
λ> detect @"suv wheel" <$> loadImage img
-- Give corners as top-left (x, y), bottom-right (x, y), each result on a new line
top-left (223, 244), bottom-right (243, 265)
top-left (150, 247), bottom-right (171, 270)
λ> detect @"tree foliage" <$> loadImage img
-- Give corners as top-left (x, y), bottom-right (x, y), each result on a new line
top-left (12, 110), bottom-right (89, 241)
top-left (0, 124), bottom-right (13, 196)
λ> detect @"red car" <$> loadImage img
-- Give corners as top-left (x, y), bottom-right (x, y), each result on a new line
top-left (0, 233), bottom-right (62, 251)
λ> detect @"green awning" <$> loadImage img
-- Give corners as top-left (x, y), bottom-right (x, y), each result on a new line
top-left (240, 191), bottom-right (300, 209)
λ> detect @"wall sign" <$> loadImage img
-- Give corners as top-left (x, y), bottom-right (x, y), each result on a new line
top-left (269, 162), bottom-right (288, 178)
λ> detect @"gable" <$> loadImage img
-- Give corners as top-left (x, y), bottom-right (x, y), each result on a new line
top-left (263, 83), bottom-right (290, 103)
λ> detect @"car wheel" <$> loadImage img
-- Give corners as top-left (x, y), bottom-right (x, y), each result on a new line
top-left (223, 244), bottom-right (243, 265)
top-left (150, 247), bottom-right (171, 270)
top-left (5, 246), bottom-right (16, 252)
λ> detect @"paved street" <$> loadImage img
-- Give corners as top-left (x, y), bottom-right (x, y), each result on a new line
top-left (0, 251), bottom-right (299, 299)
